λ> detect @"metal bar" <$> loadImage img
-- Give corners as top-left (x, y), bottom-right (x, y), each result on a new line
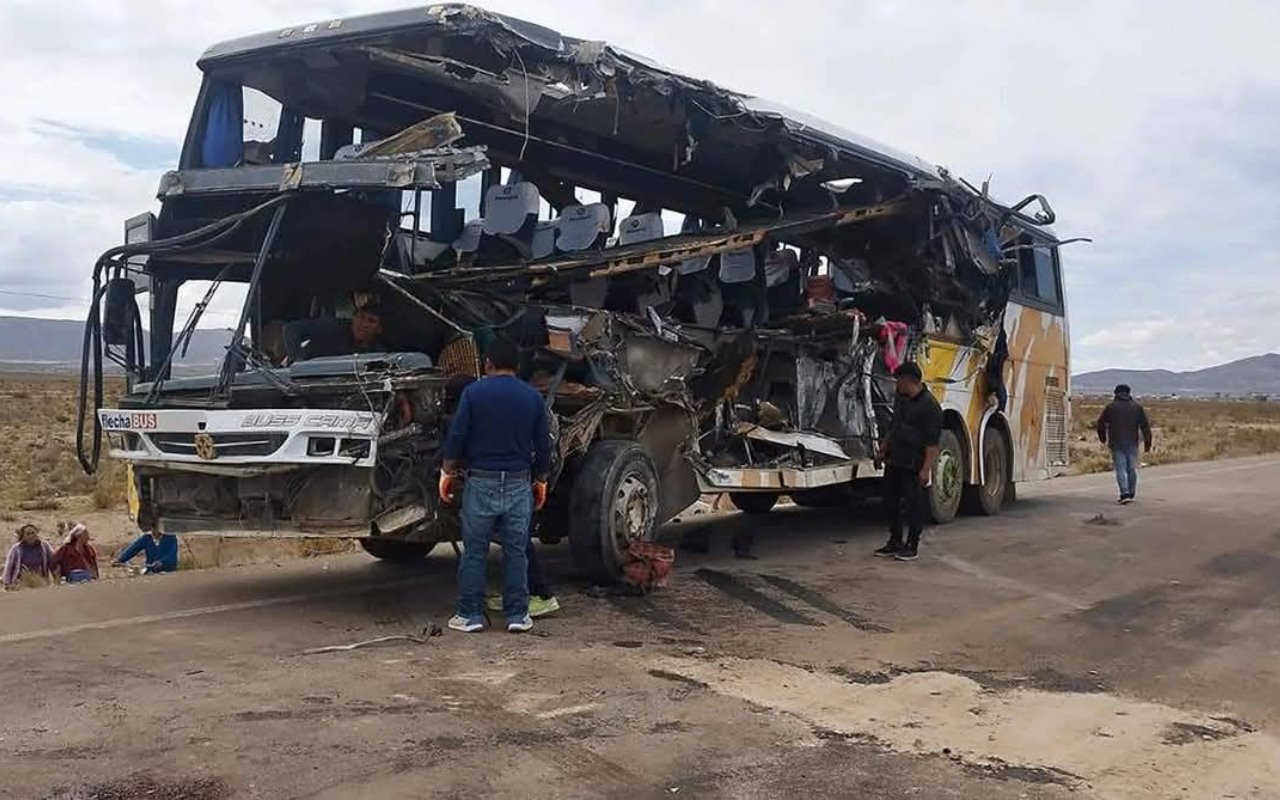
top-left (216, 203), bottom-right (288, 394)
top-left (375, 270), bottom-right (468, 335)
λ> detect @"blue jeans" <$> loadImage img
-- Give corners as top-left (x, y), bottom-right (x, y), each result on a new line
top-left (1112, 445), bottom-right (1139, 497)
top-left (455, 475), bottom-right (532, 622)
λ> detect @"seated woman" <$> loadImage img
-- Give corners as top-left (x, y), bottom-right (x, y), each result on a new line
top-left (2, 524), bottom-right (55, 589)
top-left (52, 523), bottom-right (99, 584)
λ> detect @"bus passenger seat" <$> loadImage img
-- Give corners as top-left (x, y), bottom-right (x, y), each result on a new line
top-left (616, 213), bottom-right (671, 313)
top-left (719, 247), bottom-right (766, 327)
top-left (451, 218), bottom-right (483, 259)
top-left (531, 220), bottom-right (557, 260)
top-left (555, 204), bottom-right (612, 253)
top-left (482, 182), bottom-right (540, 238)
top-left (478, 182), bottom-right (540, 261)
top-left (618, 213), bottom-right (665, 245)
top-left (559, 203), bottom-right (613, 306)
top-left (719, 248), bottom-right (757, 283)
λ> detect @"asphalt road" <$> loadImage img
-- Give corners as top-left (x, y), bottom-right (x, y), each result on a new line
top-left (4, 457), bottom-right (1280, 799)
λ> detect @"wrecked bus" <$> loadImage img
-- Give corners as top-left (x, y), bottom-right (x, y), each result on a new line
top-left (77, 4), bottom-right (1071, 580)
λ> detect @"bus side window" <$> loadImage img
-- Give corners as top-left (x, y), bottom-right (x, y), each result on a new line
top-left (1016, 238), bottom-right (1062, 311)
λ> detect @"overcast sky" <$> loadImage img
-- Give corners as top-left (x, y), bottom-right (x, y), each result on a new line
top-left (1, 0), bottom-right (1278, 373)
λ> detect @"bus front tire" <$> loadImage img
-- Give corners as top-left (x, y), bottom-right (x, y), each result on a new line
top-left (569, 441), bottom-right (660, 584)
top-left (927, 429), bottom-right (965, 524)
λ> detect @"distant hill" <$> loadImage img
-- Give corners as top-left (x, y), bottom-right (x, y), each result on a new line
top-left (1073, 354), bottom-right (1280, 397)
top-left (0, 315), bottom-right (229, 373)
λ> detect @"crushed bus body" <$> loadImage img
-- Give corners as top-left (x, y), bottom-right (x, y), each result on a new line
top-left (78, 4), bottom-right (1074, 580)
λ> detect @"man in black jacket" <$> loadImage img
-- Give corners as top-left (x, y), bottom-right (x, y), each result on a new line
top-left (1096, 384), bottom-right (1153, 504)
top-left (875, 362), bottom-right (943, 562)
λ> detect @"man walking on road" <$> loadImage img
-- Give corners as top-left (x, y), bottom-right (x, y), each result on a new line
top-left (874, 361), bottom-right (943, 562)
top-left (1096, 384), bottom-right (1153, 504)
top-left (440, 338), bottom-right (551, 634)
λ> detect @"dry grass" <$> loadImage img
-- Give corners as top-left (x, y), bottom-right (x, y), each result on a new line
top-left (1070, 397), bottom-right (1280, 475)
top-left (0, 374), bottom-right (125, 509)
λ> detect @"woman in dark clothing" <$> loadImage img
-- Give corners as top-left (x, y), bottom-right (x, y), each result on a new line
top-left (52, 523), bottom-right (99, 583)
top-left (2, 524), bottom-right (55, 589)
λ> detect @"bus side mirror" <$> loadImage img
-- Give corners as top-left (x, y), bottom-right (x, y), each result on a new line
top-left (103, 277), bottom-right (137, 346)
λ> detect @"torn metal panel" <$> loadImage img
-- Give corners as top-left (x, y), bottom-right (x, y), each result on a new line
top-left (641, 409), bottom-right (701, 523)
top-left (734, 423), bottom-right (849, 461)
top-left (157, 148), bottom-right (489, 198)
top-left (694, 462), bottom-right (861, 493)
top-left (618, 335), bottom-right (703, 396)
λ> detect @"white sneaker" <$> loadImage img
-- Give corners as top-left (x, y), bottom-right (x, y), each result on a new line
top-left (448, 614), bottom-right (484, 633)
top-left (507, 614), bottom-right (533, 633)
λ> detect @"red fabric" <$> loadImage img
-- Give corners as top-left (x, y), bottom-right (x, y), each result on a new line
top-left (52, 542), bottom-right (97, 577)
top-left (621, 542), bottom-right (675, 592)
top-left (877, 320), bottom-right (910, 373)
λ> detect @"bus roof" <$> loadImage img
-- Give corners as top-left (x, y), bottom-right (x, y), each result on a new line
top-left (196, 4), bottom-right (945, 199)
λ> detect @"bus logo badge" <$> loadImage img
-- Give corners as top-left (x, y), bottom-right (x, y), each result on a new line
top-left (193, 433), bottom-right (218, 460)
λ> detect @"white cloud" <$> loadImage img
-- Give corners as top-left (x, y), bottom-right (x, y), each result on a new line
top-left (2, 0), bottom-right (1279, 372)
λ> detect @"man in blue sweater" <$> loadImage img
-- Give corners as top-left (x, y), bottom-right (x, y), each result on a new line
top-left (115, 530), bottom-right (180, 574)
top-left (440, 338), bottom-right (552, 633)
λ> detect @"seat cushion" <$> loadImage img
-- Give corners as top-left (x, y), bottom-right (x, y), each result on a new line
top-left (719, 248), bottom-right (758, 284)
top-left (555, 204), bottom-right (612, 252)
top-left (531, 220), bottom-right (558, 259)
top-left (617, 213), bottom-right (665, 245)
top-left (482, 182), bottom-right (540, 236)
top-left (452, 218), bottom-right (484, 254)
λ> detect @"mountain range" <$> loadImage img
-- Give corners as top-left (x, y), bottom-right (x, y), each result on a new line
top-left (1072, 354), bottom-right (1280, 397)
top-left (0, 315), bottom-right (228, 373)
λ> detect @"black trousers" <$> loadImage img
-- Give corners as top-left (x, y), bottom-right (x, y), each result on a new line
top-left (527, 524), bottom-right (554, 599)
top-left (884, 465), bottom-right (926, 547)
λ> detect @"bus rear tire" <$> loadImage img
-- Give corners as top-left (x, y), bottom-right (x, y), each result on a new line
top-left (927, 429), bottom-right (965, 524)
top-left (730, 492), bottom-right (779, 514)
top-left (360, 538), bottom-right (436, 563)
top-left (569, 441), bottom-right (660, 584)
top-left (963, 426), bottom-right (1011, 516)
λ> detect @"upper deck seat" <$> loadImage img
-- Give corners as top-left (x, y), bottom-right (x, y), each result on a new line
top-left (558, 203), bottom-right (613, 307)
top-left (764, 247), bottom-right (803, 314)
top-left (531, 220), bottom-right (558, 260)
top-left (718, 246), bottom-right (767, 327)
top-left (477, 182), bottom-right (541, 262)
top-left (451, 218), bottom-right (484, 264)
top-left (614, 213), bottom-right (671, 313)
top-left (556, 203), bottom-right (612, 253)
top-left (670, 217), bottom-right (719, 326)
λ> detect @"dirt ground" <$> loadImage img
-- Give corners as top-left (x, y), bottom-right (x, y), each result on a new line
top-left (3, 456), bottom-right (1280, 799)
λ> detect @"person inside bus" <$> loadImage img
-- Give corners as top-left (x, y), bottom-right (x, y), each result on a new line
top-left (115, 529), bottom-right (180, 574)
top-left (284, 302), bottom-right (386, 362)
top-left (51, 523), bottom-right (99, 583)
top-left (2, 524), bottom-right (55, 589)
top-left (874, 361), bottom-right (942, 562)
